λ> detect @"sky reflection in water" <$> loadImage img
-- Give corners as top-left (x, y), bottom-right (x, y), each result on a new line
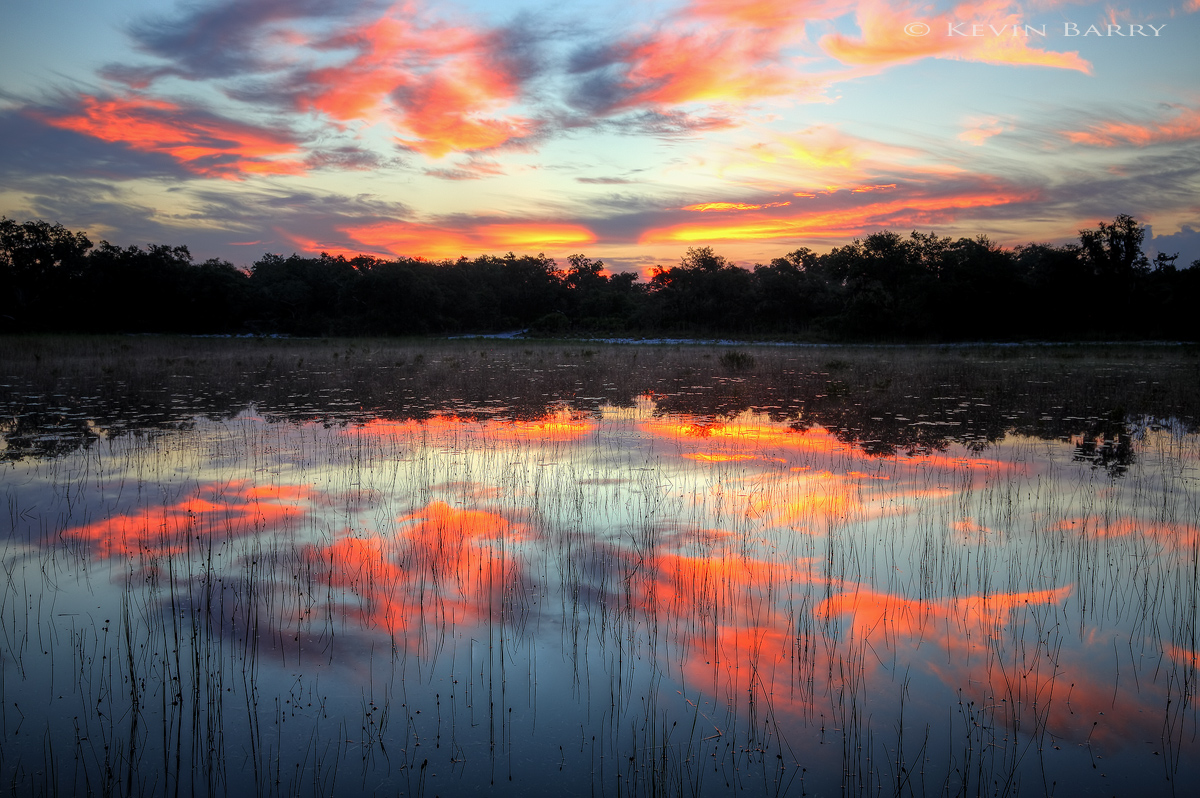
top-left (3, 397), bottom-right (1198, 796)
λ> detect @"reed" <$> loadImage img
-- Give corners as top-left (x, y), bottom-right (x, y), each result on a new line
top-left (0, 338), bottom-right (1197, 795)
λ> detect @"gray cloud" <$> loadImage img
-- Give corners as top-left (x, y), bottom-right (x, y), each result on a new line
top-left (576, 177), bottom-right (636, 184)
top-left (118, 0), bottom-right (382, 82)
top-left (304, 146), bottom-right (397, 171)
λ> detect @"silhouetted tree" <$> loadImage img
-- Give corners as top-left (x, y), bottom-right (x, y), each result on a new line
top-left (751, 248), bottom-right (834, 332)
top-left (645, 246), bottom-right (755, 331)
top-left (0, 217), bottom-right (93, 329)
top-left (1079, 214), bottom-right (1150, 279)
top-left (0, 214), bottom-right (1191, 340)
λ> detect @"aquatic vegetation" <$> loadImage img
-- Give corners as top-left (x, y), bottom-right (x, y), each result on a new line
top-left (1, 340), bottom-right (1198, 795)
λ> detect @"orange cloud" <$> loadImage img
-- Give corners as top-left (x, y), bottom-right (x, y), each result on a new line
top-left (484, 412), bottom-right (597, 442)
top-left (298, 7), bottom-right (535, 157)
top-left (640, 417), bottom-right (848, 454)
top-left (950, 517), bottom-right (999, 538)
top-left (1051, 517), bottom-right (1200, 560)
top-left (821, 0), bottom-right (1091, 73)
top-left (610, 29), bottom-right (796, 110)
top-left (476, 224), bottom-right (597, 250)
top-left (808, 579), bottom-right (1181, 754)
top-left (1062, 106), bottom-right (1200, 147)
top-left (895, 450), bottom-right (1017, 473)
top-left (687, 0), bottom-right (840, 27)
top-left (278, 232), bottom-right (394, 260)
top-left (349, 412), bottom-right (595, 445)
top-left (817, 583), bottom-right (1072, 641)
top-left (745, 473), bottom-right (862, 527)
top-left (682, 453), bottom-right (756, 462)
top-left (618, 545), bottom-right (1088, 736)
top-left (1165, 642), bottom-right (1199, 670)
top-left (38, 95), bottom-right (305, 179)
top-left (724, 127), bottom-right (941, 198)
top-left (959, 116), bottom-right (1006, 145)
top-left (641, 187), bottom-right (1036, 244)
top-left (336, 220), bottom-right (595, 259)
top-left (683, 201), bottom-right (791, 212)
top-left (746, 125), bottom-right (872, 174)
top-left (64, 480), bottom-right (314, 559)
top-left (618, 547), bottom-right (824, 713)
top-left (573, 0), bottom-right (835, 118)
top-left (306, 501), bottom-right (525, 637)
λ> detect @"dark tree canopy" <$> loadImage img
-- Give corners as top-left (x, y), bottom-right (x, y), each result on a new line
top-left (1, 215), bottom-right (1196, 340)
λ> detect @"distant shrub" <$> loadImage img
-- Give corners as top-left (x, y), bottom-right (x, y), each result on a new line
top-left (719, 350), bottom-right (755, 371)
top-left (532, 311), bottom-right (571, 334)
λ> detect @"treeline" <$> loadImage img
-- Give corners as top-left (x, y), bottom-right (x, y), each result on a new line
top-left (2, 214), bottom-right (1197, 339)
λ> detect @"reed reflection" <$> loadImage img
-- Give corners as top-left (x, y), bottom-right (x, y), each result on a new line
top-left (3, 395), bottom-right (1197, 796)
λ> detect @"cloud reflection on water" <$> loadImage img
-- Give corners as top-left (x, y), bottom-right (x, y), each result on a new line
top-left (9, 397), bottom-right (1198, 795)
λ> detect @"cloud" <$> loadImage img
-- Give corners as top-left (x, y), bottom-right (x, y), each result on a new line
top-left (576, 176), bottom-right (637, 185)
top-left (566, 25), bottom-right (800, 117)
top-left (0, 109), bottom-right (186, 180)
top-left (821, 0), bottom-right (1091, 72)
top-left (273, 8), bottom-right (543, 157)
top-left (34, 94), bottom-right (306, 180)
top-left (1036, 147), bottom-right (1200, 224)
top-left (96, 64), bottom-right (175, 90)
top-left (683, 201), bottom-right (791, 212)
top-left (303, 499), bottom-right (528, 640)
top-left (626, 108), bottom-right (739, 136)
top-left (64, 480), bottom-right (314, 559)
top-left (117, 0), bottom-right (379, 82)
top-left (304, 145), bottom-right (403, 171)
top-left (329, 219), bottom-right (597, 259)
top-left (104, 1), bottom-right (546, 159)
top-left (10, 182), bottom-right (416, 263)
top-left (560, 0), bottom-right (845, 127)
top-left (303, 145), bottom-right (396, 171)
top-left (423, 158), bottom-right (506, 180)
top-left (1148, 224), bottom-right (1200, 266)
top-left (743, 126), bottom-right (871, 178)
top-left (3, 177), bottom-right (171, 248)
top-left (639, 178), bottom-right (1041, 244)
top-left (959, 116), bottom-right (1007, 145)
top-left (182, 185), bottom-right (413, 247)
top-left (1062, 105), bottom-right (1200, 147)
top-left (717, 125), bottom-right (934, 193)
top-left (687, 0), bottom-right (843, 27)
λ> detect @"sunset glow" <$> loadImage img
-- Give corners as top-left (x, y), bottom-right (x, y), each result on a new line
top-left (0, 0), bottom-right (1194, 265)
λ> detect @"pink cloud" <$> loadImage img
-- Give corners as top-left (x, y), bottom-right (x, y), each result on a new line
top-left (1062, 105), bottom-right (1200, 147)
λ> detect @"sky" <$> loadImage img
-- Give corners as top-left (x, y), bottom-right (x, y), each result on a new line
top-left (1, 0), bottom-right (1199, 272)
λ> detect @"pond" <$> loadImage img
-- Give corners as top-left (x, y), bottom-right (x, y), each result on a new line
top-left (1, 339), bottom-right (1198, 796)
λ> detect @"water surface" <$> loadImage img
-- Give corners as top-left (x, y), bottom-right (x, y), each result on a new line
top-left (2, 341), bottom-right (1198, 796)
